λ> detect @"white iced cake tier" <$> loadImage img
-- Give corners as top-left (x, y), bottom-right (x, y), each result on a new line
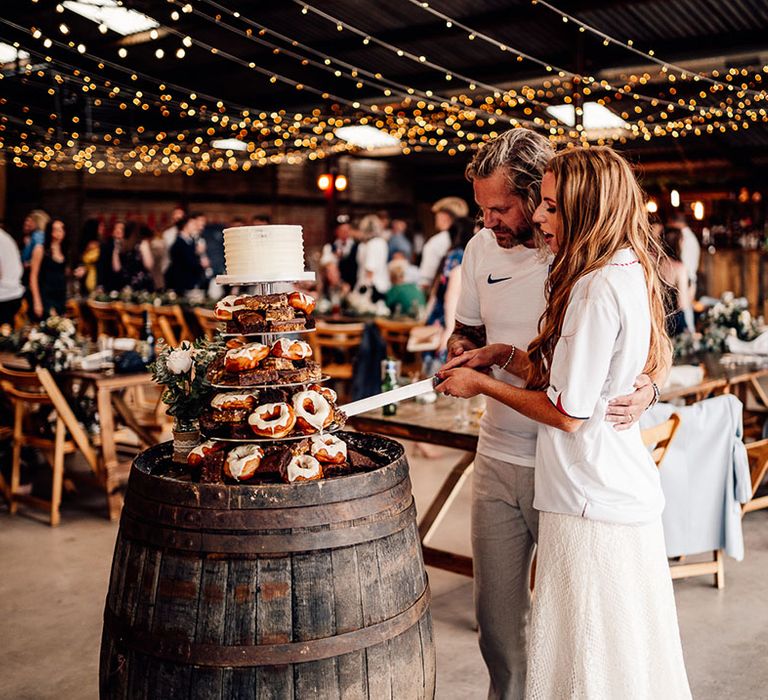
top-left (223, 225), bottom-right (306, 279)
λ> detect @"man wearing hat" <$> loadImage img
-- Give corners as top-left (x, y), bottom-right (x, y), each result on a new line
top-left (419, 196), bottom-right (469, 291)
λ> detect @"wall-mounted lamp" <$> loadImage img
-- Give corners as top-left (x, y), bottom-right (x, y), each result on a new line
top-left (317, 172), bottom-right (348, 194)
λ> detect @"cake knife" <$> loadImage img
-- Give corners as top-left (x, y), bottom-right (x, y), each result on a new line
top-left (338, 376), bottom-right (439, 418)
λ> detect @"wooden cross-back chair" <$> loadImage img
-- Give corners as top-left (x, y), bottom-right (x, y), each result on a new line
top-left (742, 438), bottom-right (768, 514)
top-left (117, 302), bottom-right (149, 340)
top-left (86, 299), bottom-right (123, 338)
top-left (641, 413), bottom-right (726, 589)
top-left (310, 321), bottom-right (366, 402)
top-left (641, 414), bottom-right (681, 468)
top-left (192, 307), bottom-right (222, 340)
top-left (374, 317), bottom-right (424, 376)
top-left (151, 305), bottom-right (192, 347)
top-left (0, 364), bottom-right (98, 526)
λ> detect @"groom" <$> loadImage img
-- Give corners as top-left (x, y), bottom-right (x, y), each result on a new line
top-left (447, 127), bottom-right (655, 699)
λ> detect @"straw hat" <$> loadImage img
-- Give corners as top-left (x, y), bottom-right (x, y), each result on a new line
top-left (431, 196), bottom-right (469, 219)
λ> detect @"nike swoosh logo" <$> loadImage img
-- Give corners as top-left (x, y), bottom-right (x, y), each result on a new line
top-left (487, 274), bottom-right (512, 284)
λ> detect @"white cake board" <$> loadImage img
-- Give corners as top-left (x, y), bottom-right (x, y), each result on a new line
top-left (216, 272), bottom-right (315, 285)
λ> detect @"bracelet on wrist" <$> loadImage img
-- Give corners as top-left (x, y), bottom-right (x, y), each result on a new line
top-left (499, 346), bottom-right (517, 372)
top-left (647, 382), bottom-right (661, 409)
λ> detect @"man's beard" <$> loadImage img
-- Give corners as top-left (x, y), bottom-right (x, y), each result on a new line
top-left (491, 223), bottom-right (533, 249)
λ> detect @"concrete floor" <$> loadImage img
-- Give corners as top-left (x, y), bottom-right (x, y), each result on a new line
top-left (1, 441), bottom-right (768, 699)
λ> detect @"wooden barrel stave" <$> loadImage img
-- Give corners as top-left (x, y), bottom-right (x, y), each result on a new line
top-left (101, 436), bottom-right (434, 699)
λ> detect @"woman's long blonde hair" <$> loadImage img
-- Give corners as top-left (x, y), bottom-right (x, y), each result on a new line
top-left (527, 147), bottom-right (670, 390)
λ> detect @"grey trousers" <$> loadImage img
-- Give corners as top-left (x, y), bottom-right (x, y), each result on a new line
top-left (472, 453), bottom-right (539, 700)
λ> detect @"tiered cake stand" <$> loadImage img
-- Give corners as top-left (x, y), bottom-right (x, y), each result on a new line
top-left (206, 275), bottom-right (342, 445)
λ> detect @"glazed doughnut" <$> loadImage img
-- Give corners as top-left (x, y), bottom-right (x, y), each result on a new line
top-left (270, 338), bottom-right (313, 361)
top-left (248, 402), bottom-right (296, 438)
top-left (224, 444), bottom-right (264, 481)
top-left (293, 390), bottom-right (333, 434)
top-left (214, 295), bottom-right (248, 320)
top-left (224, 342), bottom-right (270, 372)
top-left (288, 291), bottom-right (316, 316)
top-left (187, 440), bottom-right (225, 466)
top-left (307, 383), bottom-right (337, 403)
top-left (285, 454), bottom-right (324, 482)
top-left (310, 434), bottom-right (347, 464)
top-left (210, 392), bottom-right (257, 411)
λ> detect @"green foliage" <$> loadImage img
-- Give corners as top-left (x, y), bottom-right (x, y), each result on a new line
top-left (149, 335), bottom-right (224, 420)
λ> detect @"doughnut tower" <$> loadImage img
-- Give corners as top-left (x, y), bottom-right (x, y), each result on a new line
top-left (194, 225), bottom-right (351, 484)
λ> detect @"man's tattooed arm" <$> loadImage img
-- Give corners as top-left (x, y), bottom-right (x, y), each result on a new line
top-left (446, 320), bottom-right (487, 360)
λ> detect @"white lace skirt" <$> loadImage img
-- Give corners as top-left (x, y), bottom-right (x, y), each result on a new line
top-left (525, 512), bottom-right (692, 700)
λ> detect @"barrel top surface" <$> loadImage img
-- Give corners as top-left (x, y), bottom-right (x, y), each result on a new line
top-left (129, 432), bottom-right (408, 509)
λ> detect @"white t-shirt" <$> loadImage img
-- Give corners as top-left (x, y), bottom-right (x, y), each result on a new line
top-left (455, 228), bottom-right (550, 466)
top-left (0, 228), bottom-right (24, 302)
top-left (534, 248), bottom-right (664, 525)
top-left (419, 230), bottom-right (451, 287)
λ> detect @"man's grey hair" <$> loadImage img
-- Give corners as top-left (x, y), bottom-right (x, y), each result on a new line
top-left (465, 128), bottom-right (554, 221)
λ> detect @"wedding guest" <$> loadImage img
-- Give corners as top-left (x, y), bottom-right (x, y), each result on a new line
top-left (147, 226), bottom-right (167, 291)
top-left (419, 196), bottom-right (469, 290)
top-left (671, 211), bottom-right (700, 293)
top-left (385, 258), bottom-right (425, 318)
top-left (0, 226), bottom-right (24, 325)
top-left (20, 210), bottom-right (49, 267)
top-left (388, 218), bottom-right (414, 262)
top-left (434, 128), bottom-right (654, 699)
top-left (251, 213), bottom-right (271, 225)
top-left (97, 221), bottom-right (127, 292)
top-left (120, 222), bottom-right (154, 291)
top-left (29, 219), bottom-right (78, 319)
top-left (321, 220), bottom-right (359, 289)
top-left (659, 227), bottom-right (693, 336)
top-left (437, 147), bottom-right (688, 698)
top-left (425, 216), bottom-right (475, 356)
top-left (161, 205), bottom-right (186, 250)
top-left (355, 214), bottom-right (390, 300)
top-left (79, 218), bottom-right (103, 294)
top-left (165, 215), bottom-right (205, 293)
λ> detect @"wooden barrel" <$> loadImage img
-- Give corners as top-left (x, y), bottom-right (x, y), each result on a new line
top-left (99, 433), bottom-right (435, 699)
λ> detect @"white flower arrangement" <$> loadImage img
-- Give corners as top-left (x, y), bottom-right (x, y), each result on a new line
top-left (20, 315), bottom-right (79, 373)
top-left (701, 292), bottom-right (763, 353)
top-left (149, 337), bottom-right (222, 421)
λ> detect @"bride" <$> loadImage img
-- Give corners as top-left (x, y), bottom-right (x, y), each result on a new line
top-left (436, 146), bottom-right (691, 698)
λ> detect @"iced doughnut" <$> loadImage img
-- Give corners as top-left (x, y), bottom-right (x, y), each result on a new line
top-left (270, 338), bottom-right (313, 361)
top-left (248, 402), bottom-right (296, 438)
top-left (288, 291), bottom-right (316, 316)
top-left (293, 390), bottom-right (333, 434)
top-left (310, 434), bottom-right (347, 464)
top-left (214, 294), bottom-right (248, 320)
top-left (210, 392), bottom-right (257, 411)
top-left (224, 444), bottom-right (264, 481)
top-left (285, 454), bottom-right (323, 482)
top-left (187, 440), bottom-right (225, 466)
top-left (224, 342), bottom-right (270, 372)
top-left (307, 383), bottom-right (337, 403)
